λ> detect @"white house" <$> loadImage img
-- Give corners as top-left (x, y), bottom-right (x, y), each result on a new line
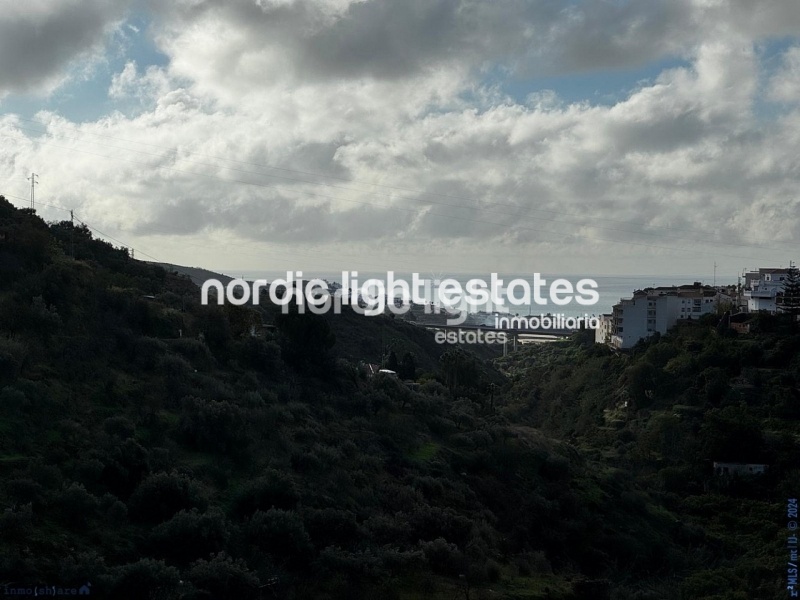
top-left (743, 268), bottom-right (790, 313)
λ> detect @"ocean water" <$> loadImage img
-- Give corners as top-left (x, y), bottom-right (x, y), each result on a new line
top-left (234, 270), bottom-right (737, 319)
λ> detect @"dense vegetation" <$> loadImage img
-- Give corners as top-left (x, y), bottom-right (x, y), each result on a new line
top-left (0, 196), bottom-right (796, 599)
top-left (498, 317), bottom-right (800, 599)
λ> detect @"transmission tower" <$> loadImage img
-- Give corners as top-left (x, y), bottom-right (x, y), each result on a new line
top-left (27, 172), bottom-right (38, 209)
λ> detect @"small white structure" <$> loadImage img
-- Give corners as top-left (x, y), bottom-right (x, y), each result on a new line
top-left (595, 314), bottom-right (613, 344)
top-left (713, 462), bottom-right (768, 477)
top-left (743, 268), bottom-right (791, 313)
top-left (364, 364), bottom-right (398, 378)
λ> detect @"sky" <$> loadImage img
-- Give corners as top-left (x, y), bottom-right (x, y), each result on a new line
top-left (1, 0), bottom-right (799, 279)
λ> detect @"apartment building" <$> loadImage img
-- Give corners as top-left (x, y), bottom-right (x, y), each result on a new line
top-left (606, 285), bottom-right (724, 350)
top-left (594, 314), bottom-right (613, 344)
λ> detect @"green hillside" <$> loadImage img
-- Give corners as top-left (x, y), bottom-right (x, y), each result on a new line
top-left (0, 196), bottom-right (796, 599)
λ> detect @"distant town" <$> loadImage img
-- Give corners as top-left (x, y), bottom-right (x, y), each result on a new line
top-left (596, 266), bottom-right (799, 349)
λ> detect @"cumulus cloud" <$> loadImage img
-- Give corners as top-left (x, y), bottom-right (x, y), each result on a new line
top-left (1, 0), bottom-right (799, 274)
top-left (0, 0), bottom-right (130, 95)
top-left (150, 0), bottom-right (800, 94)
top-left (769, 46), bottom-right (800, 103)
top-left (108, 61), bottom-right (171, 104)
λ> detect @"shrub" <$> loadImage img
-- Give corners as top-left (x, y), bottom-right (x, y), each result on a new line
top-left (106, 559), bottom-right (181, 600)
top-left (245, 509), bottom-right (312, 564)
top-left (58, 482), bottom-right (99, 526)
top-left (420, 538), bottom-right (465, 576)
top-left (231, 469), bottom-right (300, 517)
top-left (0, 337), bottom-right (27, 383)
top-left (186, 553), bottom-right (261, 600)
top-left (150, 508), bottom-right (229, 565)
top-left (103, 416), bottom-right (135, 439)
top-left (178, 397), bottom-right (249, 455)
top-left (0, 503), bottom-right (34, 542)
top-left (128, 472), bottom-right (207, 524)
top-left (170, 338), bottom-right (214, 371)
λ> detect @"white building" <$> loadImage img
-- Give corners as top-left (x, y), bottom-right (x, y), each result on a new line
top-left (607, 286), bottom-right (723, 350)
top-left (743, 268), bottom-right (790, 313)
top-left (594, 314), bottom-right (613, 344)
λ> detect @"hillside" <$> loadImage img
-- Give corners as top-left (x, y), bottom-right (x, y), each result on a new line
top-left (498, 321), bottom-right (800, 599)
top-left (155, 263), bottom-right (236, 289)
top-left (0, 195), bottom-right (797, 599)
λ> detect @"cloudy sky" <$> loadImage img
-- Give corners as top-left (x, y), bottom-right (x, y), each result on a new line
top-left (1, 0), bottom-right (799, 278)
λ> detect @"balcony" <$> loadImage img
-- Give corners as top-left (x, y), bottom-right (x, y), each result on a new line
top-left (744, 290), bottom-right (774, 299)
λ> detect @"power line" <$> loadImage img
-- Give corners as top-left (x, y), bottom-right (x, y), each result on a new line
top-left (2, 192), bottom-right (72, 214)
top-left (2, 192), bottom-right (161, 262)
top-left (76, 219), bottom-right (161, 262)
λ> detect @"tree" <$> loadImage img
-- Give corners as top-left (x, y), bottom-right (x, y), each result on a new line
top-left (245, 509), bottom-right (312, 567)
top-left (781, 264), bottom-right (800, 320)
top-left (187, 553), bottom-right (261, 600)
top-left (150, 509), bottom-right (229, 566)
top-left (387, 350), bottom-right (399, 372)
top-left (197, 306), bottom-right (233, 357)
top-left (128, 472), bottom-right (207, 524)
top-left (399, 352), bottom-right (416, 380)
top-left (621, 362), bottom-right (660, 409)
top-left (439, 349), bottom-right (478, 396)
top-left (275, 309), bottom-right (336, 375)
top-left (107, 559), bottom-right (181, 600)
top-left (231, 470), bottom-right (299, 517)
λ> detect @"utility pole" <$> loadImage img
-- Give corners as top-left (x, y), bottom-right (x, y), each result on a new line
top-left (713, 261), bottom-right (717, 312)
top-left (70, 209), bottom-right (74, 258)
top-left (27, 173), bottom-right (38, 210)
